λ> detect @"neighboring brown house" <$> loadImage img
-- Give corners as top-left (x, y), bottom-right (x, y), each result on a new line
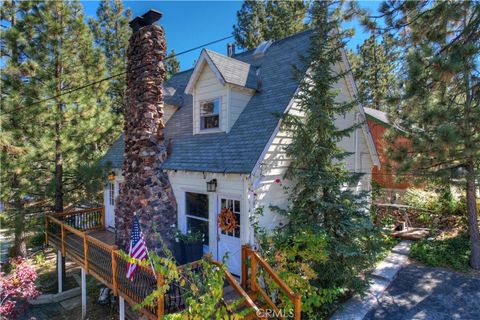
top-left (364, 107), bottom-right (415, 203)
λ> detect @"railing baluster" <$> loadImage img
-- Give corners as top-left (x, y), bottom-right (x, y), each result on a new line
top-left (294, 294), bottom-right (301, 320)
top-left (112, 249), bottom-right (118, 296)
top-left (241, 244), bottom-right (248, 289)
top-left (102, 207), bottom-right (106, 230)
top-left (250, 251), bottom-right (257, 293)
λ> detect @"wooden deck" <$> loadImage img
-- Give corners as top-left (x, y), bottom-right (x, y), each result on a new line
top-left (88, 229), bottom-right (115, 245)
top-left (45, 208), bottom-right (301, 319)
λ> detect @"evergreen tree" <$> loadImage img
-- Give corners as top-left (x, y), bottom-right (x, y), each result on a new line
top-left (89, 0), bottom-right (131, 115)
top-left (1, 1), bottom-right (116, 221)
top-left (165, 49), bottom-right (180, 80)
top-left (233, 0), bottom-right (309, 50)
top-left (349, 33), bottom-right (399, 111)
top-left (257, 1), bottom-right (379, 316)
top-left (375, 1), bottom-right (480, 268)
top-left (233, 0), bottom-right (267, 49)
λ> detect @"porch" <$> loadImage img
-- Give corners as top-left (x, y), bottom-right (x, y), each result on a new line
top-left (45, 208), bottom-right (301, 319)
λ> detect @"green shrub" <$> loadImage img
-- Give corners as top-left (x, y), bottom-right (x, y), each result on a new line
top-left (410, 234), bottom-right (471, 272)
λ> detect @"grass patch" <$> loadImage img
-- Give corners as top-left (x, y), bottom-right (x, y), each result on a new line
top-left (410, 233), bottom-right (471, 272)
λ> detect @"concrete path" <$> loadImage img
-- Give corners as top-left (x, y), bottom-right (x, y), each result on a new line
top-left (364, 264), bottom-right (480, 320)
top-left (331, 241), bottom-right (412, 320)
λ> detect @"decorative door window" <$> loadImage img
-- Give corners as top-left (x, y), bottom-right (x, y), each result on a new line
top-left (108, 182), bottom-right (115, 206)
top-left (185, 192), bottom-right (209, 244)
top-left (220, 198), bottom-right (240, 238)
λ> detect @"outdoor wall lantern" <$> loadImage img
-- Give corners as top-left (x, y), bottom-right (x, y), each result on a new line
top-left (107, 172), bottom-right (116, 181)
top-left (206, 179), bottom-right (217, 192)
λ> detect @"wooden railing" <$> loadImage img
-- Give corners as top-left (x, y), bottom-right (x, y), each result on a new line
top-left (45, 208), bottom-right (165, 319)
top-left (241, 245), bottom-right (302, 320)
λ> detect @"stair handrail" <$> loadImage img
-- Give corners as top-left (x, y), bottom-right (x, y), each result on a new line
top-left (242, 245), bottom-right (302, 320)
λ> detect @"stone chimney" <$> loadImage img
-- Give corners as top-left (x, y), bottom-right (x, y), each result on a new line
top-left (115, 9), bottom-right (177, 254)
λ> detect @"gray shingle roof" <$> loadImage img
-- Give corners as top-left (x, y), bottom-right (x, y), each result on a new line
top-left (204, 49), bottom-right (257, 90)
top-left (100, 30), bottom-right (313, 173)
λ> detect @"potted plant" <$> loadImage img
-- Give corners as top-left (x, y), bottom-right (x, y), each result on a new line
top-left (171, 227), bottom-right (205, 265)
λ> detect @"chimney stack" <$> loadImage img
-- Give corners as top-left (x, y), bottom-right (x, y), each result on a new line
top-left (115, 10), bottom-right (177, 253)
top-left (227, 43), bottom-right (235, 57)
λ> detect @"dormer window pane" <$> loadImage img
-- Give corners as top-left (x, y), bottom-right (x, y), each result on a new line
top-left (200, 98), bottom-right (219, 129)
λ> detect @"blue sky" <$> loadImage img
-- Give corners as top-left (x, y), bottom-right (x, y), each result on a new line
top-left (82, 1), bottom-right (381, 71)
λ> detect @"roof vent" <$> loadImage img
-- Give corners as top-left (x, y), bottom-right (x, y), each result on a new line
top-left (227, 43), bottom-right (235, 57)
top-left (253, 40), bottom-right (272, 59)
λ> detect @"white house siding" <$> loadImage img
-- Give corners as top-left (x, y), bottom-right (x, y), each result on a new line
top-left (167, 170), bottom-right (250, 262)
top-left (193, 63), bottom-right (228, 134)
top-left (253, 67), bottom-right (373, 232)
top-left (228, 85), bottom-right (253, 132)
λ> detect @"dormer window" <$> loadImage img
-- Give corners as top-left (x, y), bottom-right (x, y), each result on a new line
top-left (200, 98), bottom-right (220, 130)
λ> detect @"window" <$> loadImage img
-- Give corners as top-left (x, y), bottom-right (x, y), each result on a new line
top-left (200, 98), bottom-right (219, 130)
top-left (108, 182), bottom-right (115, 206)
top-left (185, 192), bottom-right (209, 245)
top-left (220, 198), bottom-right (241, 238)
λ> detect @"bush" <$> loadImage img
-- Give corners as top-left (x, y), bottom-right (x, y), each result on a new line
top-left (410, 234), bottom-right (471, 272)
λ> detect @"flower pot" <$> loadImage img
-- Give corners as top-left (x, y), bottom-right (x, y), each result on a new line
top-left (184, 241), bottom-right (203, 263)
top-left (172, 241), bottom-right (186, 265)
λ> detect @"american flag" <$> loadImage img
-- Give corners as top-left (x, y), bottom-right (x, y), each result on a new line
top-left (126, 215), bottom-right (149, 280)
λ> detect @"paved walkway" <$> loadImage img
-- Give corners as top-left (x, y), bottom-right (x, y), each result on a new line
top-left (364, 264), bottom-right (480, 320)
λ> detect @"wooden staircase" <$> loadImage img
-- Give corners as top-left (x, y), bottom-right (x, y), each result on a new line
top-left (218, 245), bottom-right (302, 319)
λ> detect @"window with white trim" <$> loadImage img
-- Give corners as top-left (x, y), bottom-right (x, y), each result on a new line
top-left (108, 182), bottom-right (115, 206)
top-left (185, 192), bottom-right (209, 245)
top-left (200, 98), bottom-right (220, 130)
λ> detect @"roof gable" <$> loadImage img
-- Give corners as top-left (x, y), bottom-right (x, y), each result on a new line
top-left (184, 49), bottom-right (257, 94)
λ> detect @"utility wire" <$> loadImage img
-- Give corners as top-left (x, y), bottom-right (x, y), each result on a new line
top-left (1, 35), bottom-right (234, 115)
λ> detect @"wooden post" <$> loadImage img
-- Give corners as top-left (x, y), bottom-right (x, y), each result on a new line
top-left (250, 253), bottom-right (257, 293)
top-left (57, 249), bottom-right (63, 293)
top-left (294, 294), bottom-right (301, 320)
top-left (119, 296), bottom-right (125, 320)
top-left (241, 245), bottom-right (249, 289)
top-left (83, 233), bottom-right (89, 272)
top-left (101, 207), bottom-right (106, 230)
top-left (81, 267), bottom-right (87, 319)
top-left (111, 249), bottom-right (118, 296)
top-left (157, 273), bottom-right (164, 319)
top-left (61, 224), bottom-right (65, 256)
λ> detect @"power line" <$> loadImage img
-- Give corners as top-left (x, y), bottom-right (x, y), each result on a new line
top-left (1, 35), bottom-right (234, 115)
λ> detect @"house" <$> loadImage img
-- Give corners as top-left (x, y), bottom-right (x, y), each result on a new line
top-left (364, 107), bottom-right (414, 203)
top-left (100, 19), bottom-right (379, 277)
top-left (45, 10), bottom-right (379, 319)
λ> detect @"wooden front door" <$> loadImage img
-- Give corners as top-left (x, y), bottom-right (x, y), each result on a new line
top-left (217, 197), bottom-right (242, 276)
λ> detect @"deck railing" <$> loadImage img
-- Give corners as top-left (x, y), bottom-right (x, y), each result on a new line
top-left (241, 245), bottom-right (302, 320)
top-left (46, 208), bottom-right (165, 319)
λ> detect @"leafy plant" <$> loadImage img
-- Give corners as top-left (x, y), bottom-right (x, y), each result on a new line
top-left (0, 257), bottom-right (40, 318)
top-left (171, 227), bottom-right (205, 244)
top-left (411, 234), bottom-right (471, 272)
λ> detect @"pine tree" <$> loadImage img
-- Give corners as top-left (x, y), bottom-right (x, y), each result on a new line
top-left (258, 1), bottom-right (378, 316)
top-left (233, 0), bottom-right (309, 50)
top-left (349, 33), bottom-right (399, 111)
top-left (233, 0), bottom-right (267, 49)
top-left (89, 0), bottom-right (131, 115)
top-left (376, 1), bottom-right (480, 269)
top-left (1, 0), bottom-right (116, 217)
top-left (165, 49), bottom-right (180, 80)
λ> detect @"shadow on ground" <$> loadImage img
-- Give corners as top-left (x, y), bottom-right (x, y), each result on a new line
top-left (364, 263), bottom-right (480, 320)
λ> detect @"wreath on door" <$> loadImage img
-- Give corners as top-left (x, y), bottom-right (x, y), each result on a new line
top-left (218, 208), bottom-right (238, 233)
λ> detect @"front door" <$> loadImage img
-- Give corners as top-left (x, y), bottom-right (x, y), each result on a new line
top-left (217, 197), bottom-right (242, 276)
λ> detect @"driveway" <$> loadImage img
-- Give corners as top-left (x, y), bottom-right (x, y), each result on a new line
top-left (364, 264), bottom-right (480, 320)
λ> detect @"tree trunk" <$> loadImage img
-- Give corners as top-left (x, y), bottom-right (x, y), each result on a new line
top-left (13, 209), bottom-right (27, 257)
top-left (466, 161), bottom-right (480, 269)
